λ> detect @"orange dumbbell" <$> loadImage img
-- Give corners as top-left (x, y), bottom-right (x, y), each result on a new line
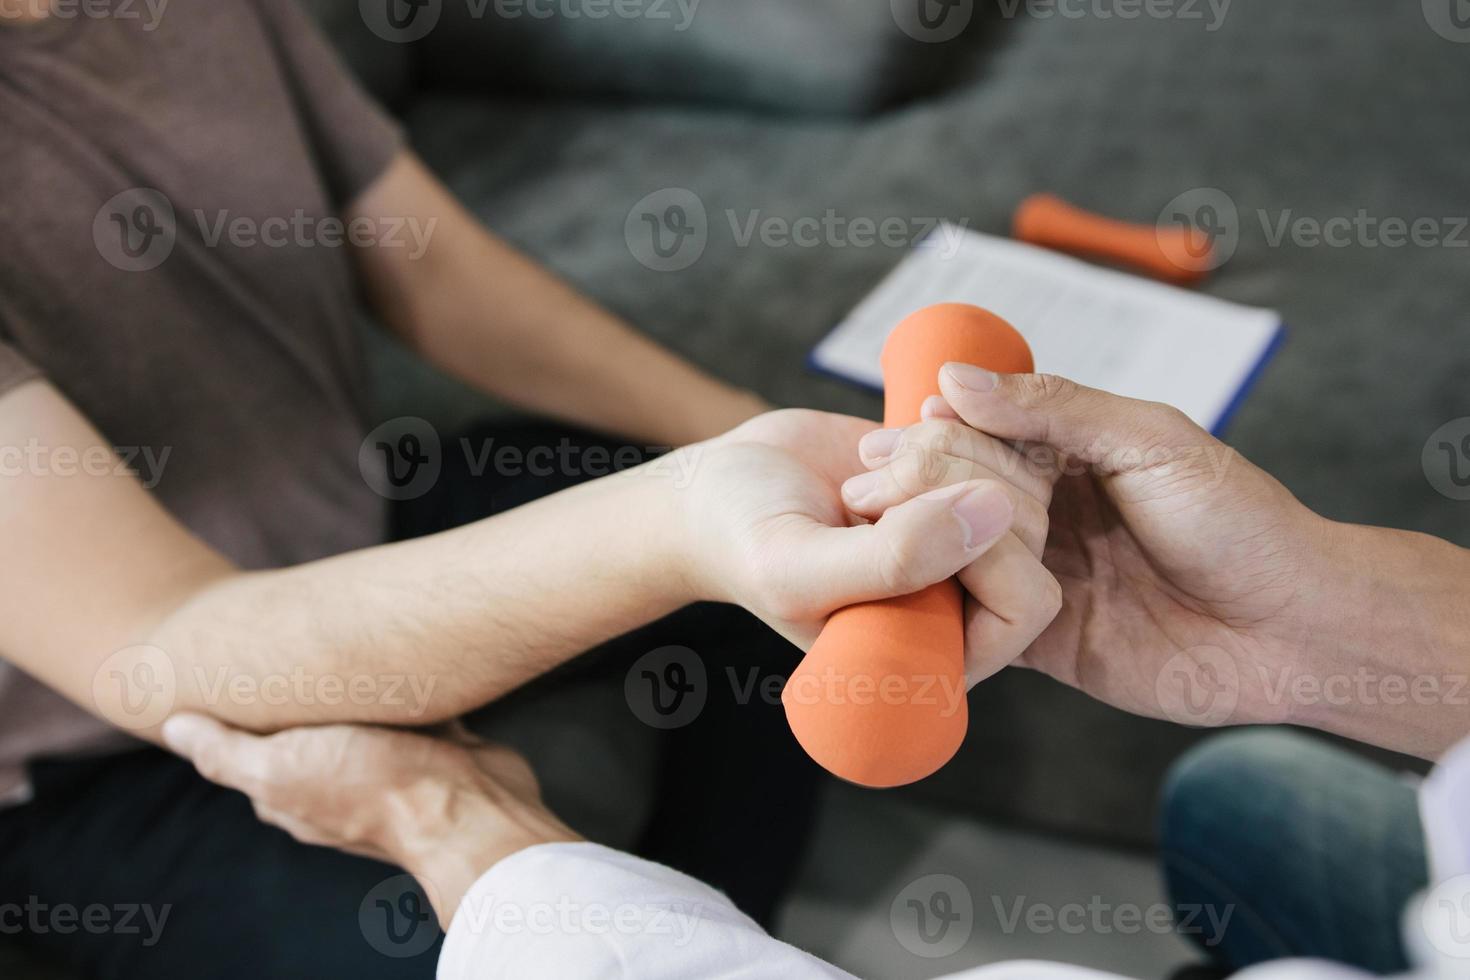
top-left (1014, 193), bottom-right (1215, 284)
top-left (782, 303), bottom-right (1034, 788)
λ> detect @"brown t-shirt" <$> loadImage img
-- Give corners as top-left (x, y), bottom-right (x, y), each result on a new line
top-left (0, 0), bottom-right (403, 803)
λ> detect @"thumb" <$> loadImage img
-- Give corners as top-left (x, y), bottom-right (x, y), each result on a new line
top-left (786, 480), bottom-right (1014, 609)
top-left (162, 713), bottom-right (266, 793)
top-left (938, 365), bottom-right (1204, 468)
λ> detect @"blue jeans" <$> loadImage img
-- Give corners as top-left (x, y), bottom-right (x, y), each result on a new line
top-left (1160, 729), bottom-right (1428, 975)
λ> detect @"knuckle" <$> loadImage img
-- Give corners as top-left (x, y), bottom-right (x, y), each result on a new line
top-left (1152, 402), bottom-right (1196, 435)
top-left (1019, 373), bottom-right (1077, 406)
top-left (892, 444), bottom-right (973, 495)
top-left (889, 448), bottom-right (934, 493)
top-left (908, 419), bottom-right (960, 455)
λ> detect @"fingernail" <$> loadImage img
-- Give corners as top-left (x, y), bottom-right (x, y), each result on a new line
top-left (944, 362), bottom-right (998, 392)
top-left (951, 485), bottom-right (1013, 549)
top-left (920, 396), bottom-right (958, 421)
top-left (161, 714), bottom-right (205, 752)
top-left (842, 469), bottom-right (884, 505)
top-left (858, 428), bottom-right (902, 462)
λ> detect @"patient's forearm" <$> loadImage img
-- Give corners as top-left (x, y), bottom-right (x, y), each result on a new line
top-left (351, 154), bottom-right (766, 446)
top-left (137, 459), bottom-right (695, 733)
top-left (410, 228), bottom-right (765, 446)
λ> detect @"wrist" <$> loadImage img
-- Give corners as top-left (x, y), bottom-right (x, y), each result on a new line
top-left (633, 442), bottom-right (725, 607)
top-left (385, 776), bottom-right (579, 928)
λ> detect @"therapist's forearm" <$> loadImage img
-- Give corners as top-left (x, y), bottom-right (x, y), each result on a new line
top-left (1289, 522), bottom-right (1470, 758)
top-left (137, 460), bottom-right (696, 733)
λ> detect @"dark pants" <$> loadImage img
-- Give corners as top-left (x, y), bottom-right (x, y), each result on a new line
top-left (1160, 729), bottom-right (1428, 974)
top-left (0, 421), bottom-right (821, 979)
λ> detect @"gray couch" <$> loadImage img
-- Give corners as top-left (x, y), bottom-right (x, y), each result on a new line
top-left (9, 0), bottom-right (1468, 975)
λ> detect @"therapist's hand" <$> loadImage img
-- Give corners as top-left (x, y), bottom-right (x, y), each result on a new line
top-left (162, 714), bottom-right (579, 926)
top-left (846, 367), bottom-right (1338, 725)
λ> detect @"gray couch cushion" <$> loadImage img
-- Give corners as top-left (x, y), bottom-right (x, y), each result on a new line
top-left (412, 0), bottom-right (975, 115)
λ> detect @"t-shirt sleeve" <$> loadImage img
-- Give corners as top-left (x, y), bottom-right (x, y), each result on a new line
top-left (249, 0), bottom-right (405, 209)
